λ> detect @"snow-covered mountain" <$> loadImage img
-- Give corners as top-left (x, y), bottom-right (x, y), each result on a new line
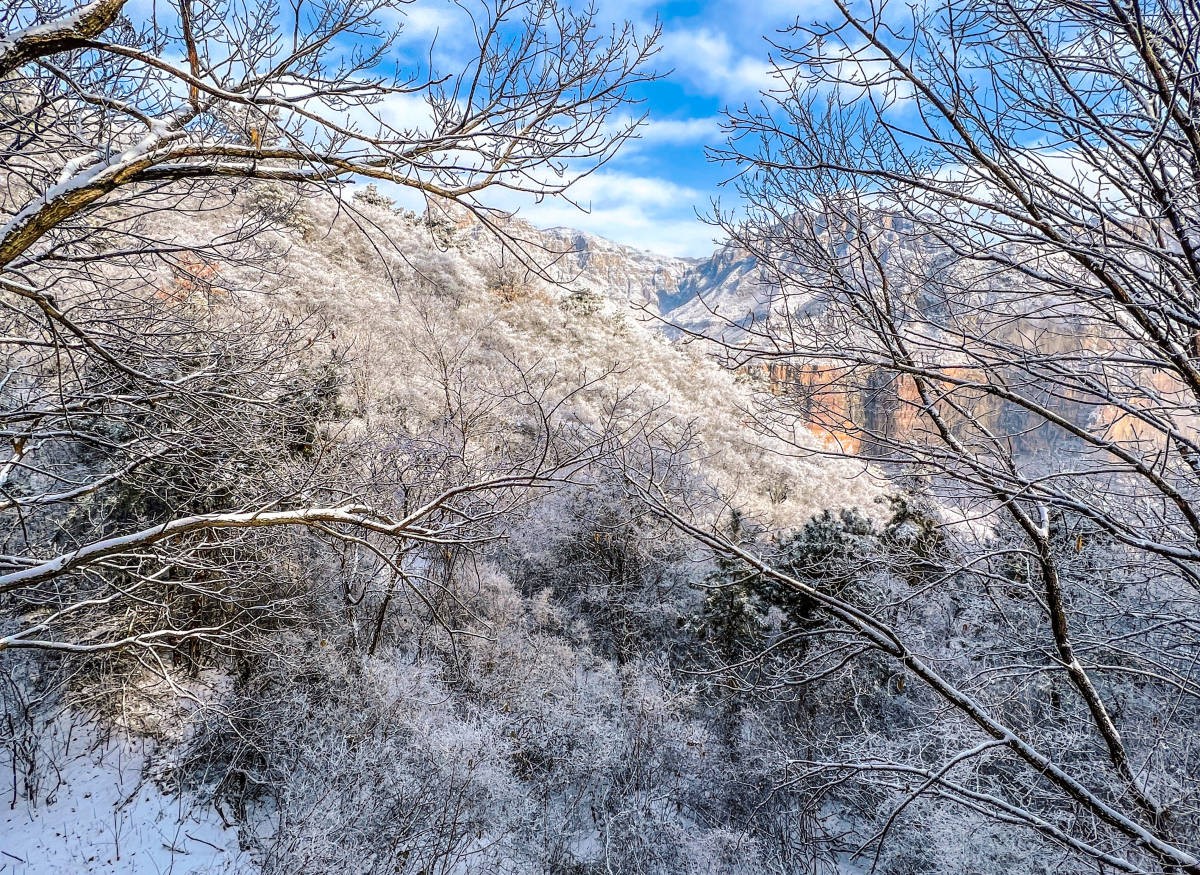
top-left (531, 227), bottom-right (774, 330)
top-left (660, 240), bottom-right (771, 330)
top-left (425, 195), bottom-right (770, 323)
top-left (537, 227), bottom-right (702, 310)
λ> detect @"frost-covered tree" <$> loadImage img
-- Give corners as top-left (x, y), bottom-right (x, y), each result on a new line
top-left (0, 0), bottom-right (656, 656)
top-left (651, 0), bottom-right (1200, 870)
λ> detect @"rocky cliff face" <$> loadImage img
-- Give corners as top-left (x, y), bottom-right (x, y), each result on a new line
top-left (536, 227), bottom-right (702, 312)
top-left (533, 226), bottom-right (779, 330)
top-left (660, 241), bottom-right (772, 332)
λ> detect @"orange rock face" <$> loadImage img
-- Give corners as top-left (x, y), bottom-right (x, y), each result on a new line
top-left (750, 356), bottom-right (1193, 461)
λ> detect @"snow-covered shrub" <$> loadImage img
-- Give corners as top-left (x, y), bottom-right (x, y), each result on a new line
top-left (503, 476), bottom-right (696, 664)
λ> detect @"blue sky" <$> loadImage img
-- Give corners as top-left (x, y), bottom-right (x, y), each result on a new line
top-left (390, 0), bottom-right (833, 257)
top-left (118, 0), bottom-right (842, 256)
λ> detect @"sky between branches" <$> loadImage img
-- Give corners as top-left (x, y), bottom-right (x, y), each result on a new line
top-left (390, 0), bottom-right (830, 257)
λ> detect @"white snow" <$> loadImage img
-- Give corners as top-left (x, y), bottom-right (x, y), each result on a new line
top-left (0, 717), bottom-right (253, 875)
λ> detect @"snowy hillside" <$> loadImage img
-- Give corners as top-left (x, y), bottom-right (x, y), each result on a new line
top-left (0, 191), bottom-right (886, 874)
top-left (253, 190), bottom-right (878, 526)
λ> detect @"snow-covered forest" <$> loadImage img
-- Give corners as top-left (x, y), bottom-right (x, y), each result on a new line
top-left (2, 0), bottom-right (1199, 872)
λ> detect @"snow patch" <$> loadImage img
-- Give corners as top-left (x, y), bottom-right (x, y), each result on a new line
top-left (0, 716), bottom-right (252, 875)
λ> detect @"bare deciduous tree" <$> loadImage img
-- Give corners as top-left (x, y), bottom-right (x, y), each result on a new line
top-left (0, 0), bottom-right (656, 656)
top-left (660, 0), bottom-right (1200, 870)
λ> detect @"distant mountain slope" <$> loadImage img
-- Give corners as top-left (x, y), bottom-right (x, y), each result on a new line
top-left (661, 240), bottom-right (772, 334)
top-left (427, 197), bottom-right (774, 326)
top-left (528, 224), bottom-right (776, 332)
top-left (225, 190), bottom-right (881, 528)
top-left (538, 226), bottom-right (702, 311)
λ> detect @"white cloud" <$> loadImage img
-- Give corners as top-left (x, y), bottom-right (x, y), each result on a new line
top-left (358, 171), bottom-right (717, 257)
top-left (375, 92), bottom-right (437, 134)
top-left (815, 41), bottom-right (916, 106)
top-left (579, 172), bottom-right (700, 207)
top-left (594, 114), bottom-right (722, 161)
top-left (385, 0), bottom-right (484, 67)
top-left (401, 1), bottom-right (458, 38)
top-left (659, 28), bottom-right (776, 102)
top-left (488, 172), bottom-right (718, 257)
top-left (639, 116), bottom-right (724, 145)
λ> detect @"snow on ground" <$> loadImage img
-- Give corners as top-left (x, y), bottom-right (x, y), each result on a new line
top-left (0, 717), bottom-right (253, 875)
